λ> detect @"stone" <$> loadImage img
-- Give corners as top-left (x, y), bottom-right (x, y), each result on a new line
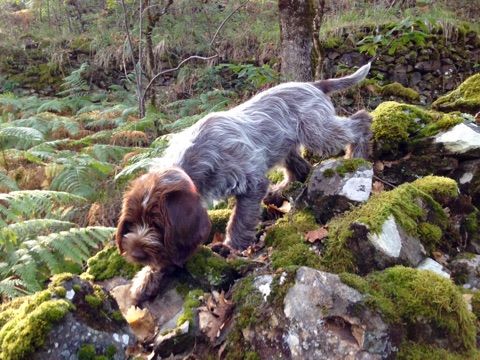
top-left (416, 258), bottom-right (450, 279)
top-left (347, 215), bottom-right (426, 274)
top-left (434, 122), bottom-right (480, 156)
top-left (304, 158), bottom-right (373, 223)
top-left (283, 267), bottom-right (399, 360)
top-left (450, 254), bottom-right (480, 290)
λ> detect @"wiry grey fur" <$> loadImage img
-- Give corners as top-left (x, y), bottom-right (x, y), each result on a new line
top-left (150, 63), bottom-right (372, 249)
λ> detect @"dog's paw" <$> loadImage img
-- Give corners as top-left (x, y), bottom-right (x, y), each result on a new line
top-left (129, 266), bottom-right (165, 306)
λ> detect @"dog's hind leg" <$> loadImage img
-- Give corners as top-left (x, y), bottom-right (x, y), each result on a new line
top-left (225, 177), bottom-right (269, 250)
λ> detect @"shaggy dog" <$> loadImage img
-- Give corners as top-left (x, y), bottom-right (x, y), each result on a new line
top-left (117, 63), bottom-right (372, 303)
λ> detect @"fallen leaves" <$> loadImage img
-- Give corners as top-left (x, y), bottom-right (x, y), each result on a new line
top-left (305, 226), bottom-right (329, 243)
top-left (198, 291), bottom-right (234, 344)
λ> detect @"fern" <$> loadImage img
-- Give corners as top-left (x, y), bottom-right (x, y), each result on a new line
top-left (0, 226), bottom-right (115, 297)
top-left (0, 170), bottom-right (19, 192)
top-left (58, 62), bottom-right (90, 97)
top-left (2, 219), bottom-right (77, 244)
top-left (0, 126), bottom-right (44, 150)
top-left (4, 114), bottom-right (80, 138)
top-left (0, 190), bottom-right (88, 226)
top-left (83, 144), bottom-right (140, 163)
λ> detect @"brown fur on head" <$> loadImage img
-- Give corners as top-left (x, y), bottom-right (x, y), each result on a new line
top-left (116, 168), bottom-right (211, 271)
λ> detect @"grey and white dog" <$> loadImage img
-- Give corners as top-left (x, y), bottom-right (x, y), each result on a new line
top-left (118, 63), bottom-right (372, 265)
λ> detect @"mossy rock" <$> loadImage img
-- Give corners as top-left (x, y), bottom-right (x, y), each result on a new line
top-left (340, 266), bottom-right (477, 355)
top-left (379, 82), bottom-right (420, 101)
top-left (85, 243), bottom-right (141, 281)
top-left (264, 210), bottom-right (320, 270)
top-left (321, 176), bottom-right (458, 273)
top-left (371, 101), bottom-right (464, 158)
top-left (185, 246), bottom-right (239, 290)
top-left (432, 73), bottom-right (480, 114)
top-left (0, 281), bottom-right (73, 360)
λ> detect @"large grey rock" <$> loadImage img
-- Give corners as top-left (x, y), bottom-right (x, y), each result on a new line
top-left (434, 122), bottom-right (480, 157)
top-left (450, 254), bottom-right (480, 290)
top-left (347, 215), bottom-right (426, 274)
top-left (305, 159), bottom-right (373, 223)
top-left (283, 267), bottom-right (399, 360)
top-left (416, 258), bottom-right (450, 279)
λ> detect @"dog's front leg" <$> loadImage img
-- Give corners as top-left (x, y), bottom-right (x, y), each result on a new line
top-left (129, 266), bottom-right (166, 306)
top-left (225, 178), bottom-right (269, 250)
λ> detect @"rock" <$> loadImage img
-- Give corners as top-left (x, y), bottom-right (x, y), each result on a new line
top-left (0, 274), bottom-right (134, 360)
top-left (416, 258), bottom-right (450, 278)
top-left (347, 215), bottom-right (426, 274)
top-left (283, 267), bottom-right (398, 360)
top-left (320, 176), bottom-right (461, 274)
top-left (432, 73), bottom-right (480, 114)
top-left (304, 158), bottom-right (373, 223)
top-left (434, 122), bottom-right (480, 157)
top-left (450, 254), bottom-right (480, 290)
top-left (414, 60), bottom-right (441, 72)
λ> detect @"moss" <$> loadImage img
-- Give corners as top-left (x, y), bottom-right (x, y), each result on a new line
top-left (264, 210), bottom-right (320, 270)
top-left (418, 222), bottom-right (443, 251)
top-left (72, 284), bottom-right (82, 292)
top-left (50, 272), bottom-right (74, 287)
top-left (380, 82), bottom-right (420, 101)
top-left (85, 294), bottom-right (102, 309)
top-left (85, 244), bottom-right (141, 281)
top-left (177, 289), bottom-right (203, 327)
top-left (433, 73), bottom-right (480, 113)
top-left (52, 286), bottom-right (67, 298)
top-left (244, 352), bottom-right (261, 360)
top-left (372, 101), bottom-right (463, 157)
top-left (465, 209), bottom-right (479, 243)
top-left (185, 246), bottom-right (237, 288)
top-left (0, 289), bottom-right (73, 360)
top-left (105, 344), bottom-right (116, 359)
top-left (78, 344), bottom-right (96, 360)
top-left (110, 310), bottom-right (124, 323)
top-left (341, 266), bottom-right (476, 353)
top-left (207, 209), bottom-right (232, 239)
top-left (268, 270), bottom-right (296, 309)
top-left (397, 342), bottom-right (477, 360)
top-left (334, 158), bottom-right (371, 177)
top-left (267, 169), bottom-right (284, 184)
top-left (321, 176), bottom-right (457, 273)
top-left (323, 168), bottom-right (335, 178)
top-left (472, 291), bottom-right (480, 319)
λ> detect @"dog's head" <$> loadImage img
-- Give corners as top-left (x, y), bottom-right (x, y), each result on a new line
top-left (116, 168), bottom-right (211, 270)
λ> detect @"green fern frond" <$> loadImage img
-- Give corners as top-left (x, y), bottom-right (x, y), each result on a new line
top-left (163, 114), bottom-right (203, 133)
top-left (76, 104), bottom-right (105, 115)
top-left (83, 144), bottom-right (139, 163)
top-left (0, 126), bottom-right (44, 150)
top-left (0, 170), bottom-right (19, 192)
top-left (0, 190), bottom-right (88, 225)
top-left (58, 62), bottom-right (90, 97)
top-left (2, 219), bottom-right (77, 243)
top-left (36, 99), bottom-right (72, 114)
top-left (0, 277), bottom-right (25, 299)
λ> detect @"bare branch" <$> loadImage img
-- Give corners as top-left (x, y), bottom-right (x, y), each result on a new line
top-left (142, 54), bottom-right (218, 104)
top-left (210, 0), bottom-right (249, 47)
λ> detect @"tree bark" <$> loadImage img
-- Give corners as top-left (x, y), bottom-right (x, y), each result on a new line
top-left (278, 0), bottom-right (315, 82)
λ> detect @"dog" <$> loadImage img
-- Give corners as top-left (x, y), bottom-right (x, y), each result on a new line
top-left (116, 63), bottom-right (372, 303)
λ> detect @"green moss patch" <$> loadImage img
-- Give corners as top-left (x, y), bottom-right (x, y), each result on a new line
top-left (340, 266), bottom-right (476, 353)
top-left (433, 73), bottom-right (480, 114)
top-left (264, 210), bottom-right (320, 270)
top-left (0, 288), bottom-right (73, 360)
top-left (185, 246), bottom-right (238, 289)
top-left (207, 209), bottom-right (232, 240)
top-left (397, 341), bottom-right (477, 360)
top-left (176, 289), bottom-right (204, 327)
top-left (321, 176), bottom-right (457, 273)
top-left (85, 243), bottom-right (141, 281)
top-left (334, 158), bottom-right (371, 177)
top-left (77, 343), bottom-right (116, 360)
top-left (372, 101), bottom-right (464, 157)
top-left (380, 82), bottom-right (420, 101)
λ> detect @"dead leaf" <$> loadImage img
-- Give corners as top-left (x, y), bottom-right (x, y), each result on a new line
top-left (198, 291), bottom-right (234, 343)
top-left (125, 306), bottom-right (156, 342)
top-left (372, 181), bottom-right (385, 194)
top-left (374, 161), bottom-right (384, 172)
top-left (432, 251), bottom-right (449, 266)
top-left (305, 227), bottom-right (329, 243)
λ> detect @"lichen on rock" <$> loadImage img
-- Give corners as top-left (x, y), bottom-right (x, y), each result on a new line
top-left (432, 73), bottom-right (480, 114)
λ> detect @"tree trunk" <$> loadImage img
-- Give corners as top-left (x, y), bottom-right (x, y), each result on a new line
top-left (278, 0), bottom-right (315, 82)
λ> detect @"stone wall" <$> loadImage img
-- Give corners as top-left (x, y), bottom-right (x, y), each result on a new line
top-left (321, 25), bottom-right (480, 102)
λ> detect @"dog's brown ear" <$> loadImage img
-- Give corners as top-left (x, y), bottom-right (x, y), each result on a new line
top-left (164, 189), bottom-right (211, 266)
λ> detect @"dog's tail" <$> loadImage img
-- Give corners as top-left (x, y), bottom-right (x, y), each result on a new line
top-left (313, 62), bottom-right (371, 94)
